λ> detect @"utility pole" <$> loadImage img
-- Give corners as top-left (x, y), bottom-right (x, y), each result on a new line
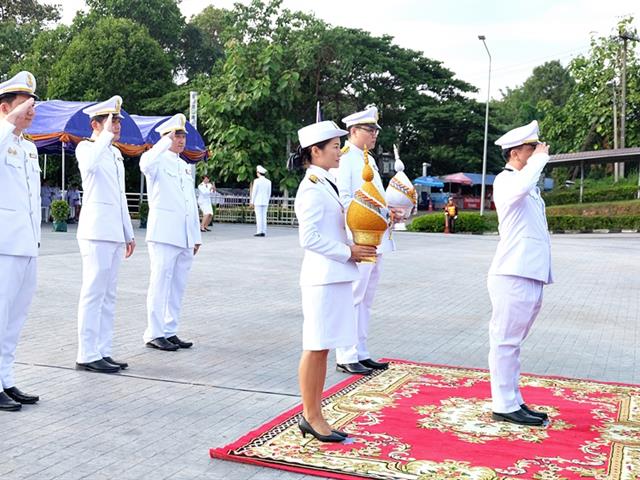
top-left (478, 35), bottom-right (491, 216)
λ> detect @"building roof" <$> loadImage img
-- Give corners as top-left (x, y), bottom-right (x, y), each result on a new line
top-left (548, 147), bottom-right (640, 166)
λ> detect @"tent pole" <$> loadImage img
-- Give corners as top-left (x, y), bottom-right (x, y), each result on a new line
top-left (43, 154), bottom-right (47, 179)
top-left (579, 160), bottom-right (584, 204)
top-left (61, 145), bottom-right (66, 196)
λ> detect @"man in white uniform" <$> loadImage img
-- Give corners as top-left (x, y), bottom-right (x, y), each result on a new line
top-left (75, 96), bottom-right (136, 374)
top-left (333, 106), bottom-right (396, 375)
top-left (488, 120), bottom-right (552, 426)
top-left (250, 165), bottom-right (272, 237)
top-left (0, 71), bottom-right (41, 411)
top-left (140, 114), bottom-right (201, 351)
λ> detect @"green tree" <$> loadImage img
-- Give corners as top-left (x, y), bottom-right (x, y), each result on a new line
top-left (85, 0), bottom-right (185, 52)
top-left (180, 6), bottom-right (228, 79)
top-left (12, 25), bottom-right (71, 95)
top-left (47, 17), bottom-right (174, 112)
top-left (496, 60), bottom-right (575, 131)
top-left (540, 17), bottom-right (639, 154)
top-left (0, 0), bottom-right (61, 79)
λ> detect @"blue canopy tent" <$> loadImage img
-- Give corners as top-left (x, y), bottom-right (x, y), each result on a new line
top-left (130, 115), bottom-right (209, 164)
top-left (413, 176), bottom-right (445, 188)
top-left (26, 100), bottom-right (146, 192)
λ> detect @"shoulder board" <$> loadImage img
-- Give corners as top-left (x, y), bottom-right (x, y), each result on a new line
top-left (82, 137), bottom-right (95, 143)
top-left (309, 174), bottom-right (319, 184)
top-left (22, 133), bottom-right (33, 141)
top-left (340, 145), bottom-right (350, 154)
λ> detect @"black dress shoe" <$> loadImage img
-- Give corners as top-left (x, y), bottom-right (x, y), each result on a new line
top-left (0, 391), bottom-right (22, 411)
top-left (75, 359), bottom-right (120, 374)
top-left (521, 403), bottom-right (549, 421)
top-left (359, 358), bottom-right (389, 370)
top-left (167, 335), bottom-right (193, 349)
top-left (298, 417), bottom-right (345, 443)
top-left (4, 386), bottom-right (39, 404)
top-left (254, 233), bottom-right (265, 237)
top-left (336, 362), bottom-right (373, 375)
top-left (492, 408), bottom-right (544, 426)
top-left (146, 337), bottom-right (179, 351)
top-left (103, 357), bottom-right (128, 370)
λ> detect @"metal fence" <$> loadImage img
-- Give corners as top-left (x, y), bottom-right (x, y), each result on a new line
top-left (211, 195), bottom-right (297, 226)
top-left (121, 192), bottom-right (297, 226)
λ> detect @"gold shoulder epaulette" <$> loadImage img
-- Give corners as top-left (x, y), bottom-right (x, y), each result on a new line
top-left (22, 133), bottom-right (33, 141)
top-left (83, 137), bottom-right (95, 142)
top-left (309, 174), bottom-right (319, 184)
top-left (341, 145), bottom-right (350, 154)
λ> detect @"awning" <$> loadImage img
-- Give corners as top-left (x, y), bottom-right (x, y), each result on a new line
top-left (130, 115), bottom-right (209, 164)
top-left (27, 100), bottom-right (146, 157)
top-left (413, 176), bottom-right (444, 188)
top-left (441, 172), bottom-right (473, 185)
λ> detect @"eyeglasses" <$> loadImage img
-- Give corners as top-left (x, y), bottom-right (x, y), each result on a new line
top-left (356, 126), bottom-right (380, 136)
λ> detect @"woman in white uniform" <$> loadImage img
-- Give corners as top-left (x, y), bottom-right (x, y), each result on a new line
top-left (290, 121), bottom-right (376, 442)
top-left (197, 175), bottom-right (215, 232)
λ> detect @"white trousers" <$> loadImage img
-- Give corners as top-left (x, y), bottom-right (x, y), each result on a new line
top-left (336, 255), bottom-right (383, 364)
top-left (254, 205), bottom-right (268, 234)
top-left (144, 242), bottom-right (194, 343)
top-left (77, 240), bottom-right (125, 363)
top-left (0, 255), bottom-right (37, 389)
top-left (487, 274), bottom-right (543, 413)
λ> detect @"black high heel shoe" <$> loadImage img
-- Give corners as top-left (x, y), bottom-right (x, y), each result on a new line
top-left (298, 417), bottom-right (345, 442)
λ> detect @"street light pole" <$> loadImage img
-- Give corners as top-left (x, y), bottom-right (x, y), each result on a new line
top-left (478, 35), bottom-right (491, 216)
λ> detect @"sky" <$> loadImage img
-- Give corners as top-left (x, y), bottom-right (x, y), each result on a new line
top-left (46, 0), bottom-right (640, 100)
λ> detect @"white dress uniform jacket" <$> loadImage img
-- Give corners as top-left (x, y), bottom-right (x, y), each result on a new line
top-left (295, 166), bottom-right (359, 286)
top-left (332, 141), bottom-right (394, 253)
top-left (295, 165), bottom-right (359, 351)
top-left (140, 136), bottom-right (202, 249)
top-left (488, 153), bottom-right (553, 284)
top-left (0, 119), bottom-right (41, 256)
top-left (251, 176), bottom-right (272, 206)
top-left (76, 131), bottom-right (134, 243)
top-left (0, 118), bottom-right (40, 389)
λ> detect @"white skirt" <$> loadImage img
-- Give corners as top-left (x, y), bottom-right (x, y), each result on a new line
top-left (199, 201), bottom-right (213, 216)
top-left (301, 282), bottom-right (357, 351)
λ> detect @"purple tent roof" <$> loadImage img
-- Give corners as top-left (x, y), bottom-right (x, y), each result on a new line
top-left (26, 100), bottom-right (146, 156)
top-left (130, 115), bottom-right (209, 163)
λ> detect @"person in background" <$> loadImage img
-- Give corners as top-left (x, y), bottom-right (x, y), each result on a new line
top-left (250, 165), bottom-right (272, 237)
top-left (66, 184), bottom-right (81, 223)
top-left (444, 197), bottom-right (458, 233)
top-left (197, 175), bottom-right (215, 232)
top-left (41, 180), bottom-right (53, 223)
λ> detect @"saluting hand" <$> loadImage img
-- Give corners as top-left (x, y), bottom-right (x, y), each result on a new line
top-left (349, 244), bottom-right (377, 262)
top-left (6, 97), bottom-right (35, 126)
top-left (534, 142), bottom-right (550, 155)
top-left (103, 113), bottom-right (114, 134)
top-left (125, 239), bottom-right (136, 258)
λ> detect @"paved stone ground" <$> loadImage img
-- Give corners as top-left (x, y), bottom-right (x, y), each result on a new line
top-left (1, 223), bottom-right (639, 479)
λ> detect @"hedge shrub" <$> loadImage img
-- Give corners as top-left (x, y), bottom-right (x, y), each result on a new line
top-left (543, 184), bottom-right (638, 205)
top-left (546, 215), bottom-right (640, 232)
top-left (407, 213), bottom-right (498, 233)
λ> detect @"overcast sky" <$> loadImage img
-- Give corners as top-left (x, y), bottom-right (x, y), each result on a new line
top-left (47, 0), bottom-right (640, 99)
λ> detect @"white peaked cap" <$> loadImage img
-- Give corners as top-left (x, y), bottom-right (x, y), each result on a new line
top-left (495, 120), bottom-right (540, 149)
top-left (155, 113), bottom-right (188, 135)
top-left (83, 95), bottom-right (123, 118)
top-left (0, 71), bottom-right (38, 99)
top-left (342, 105), bottom-right (381, 129)
top-left (298, 120), bottom-right (348, 148)
top-left (257, 165), bottom-right (267, 174)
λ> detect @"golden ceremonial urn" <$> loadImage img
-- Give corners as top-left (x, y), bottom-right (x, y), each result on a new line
top-left (346, 145), bottom-right (390, 263)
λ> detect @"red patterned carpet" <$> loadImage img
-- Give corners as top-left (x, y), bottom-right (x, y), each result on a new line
top-left (210, 360), bottom-right (640, 479)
